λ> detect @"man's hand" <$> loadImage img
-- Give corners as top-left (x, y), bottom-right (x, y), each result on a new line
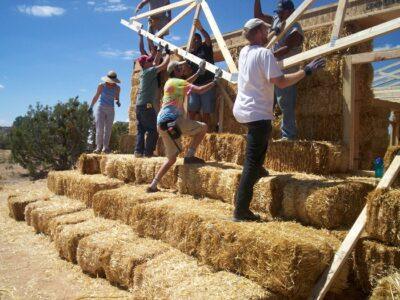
top-left (164, 44), bottom-right (171, 55)
top-left (116, 101), bottom-right (121, 108)
top-left (197, 60), bottom-right (206, 76)
top-left (194, 19), bottom-right (203, 31)
top-left (213, 68), bottom-right (223, 84)
top-left (304, 58), bottom-right (326, 76)
top-left (156, 42), bottom-right (164, 52)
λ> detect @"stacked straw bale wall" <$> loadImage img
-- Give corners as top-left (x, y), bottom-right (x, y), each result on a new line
top-left (370, 271), bottom-right (400, 300)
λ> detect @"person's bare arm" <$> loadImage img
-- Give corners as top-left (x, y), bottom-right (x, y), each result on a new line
top-left (153, 48), bottom-right (162, 66)
top-left (155, 54), bottom-right (170, 73)
top-left (135, 0), bottom-right (150, 14)
top-left (194, 20), bottom-right (211, 46)
top-left (254, 0), bottom-right (273, 24)
top-left (90, 84), bottom-right (103, 107)
top-left (190, 81), bottom-right (216, 94)
top-left (273, 31), bottom-right (303, 60)
top-left (187, 71), bottom-right (199, 83)
top-left (270, 71), bottom-right (305, 89)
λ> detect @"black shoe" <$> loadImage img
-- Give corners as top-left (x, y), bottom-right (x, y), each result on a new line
top-left (146, 186), bottom-right (159, 193)
top-left (232, 210), bottom-right (261, 222)
top-left (184, 156), bottom-right (205, 165)
top-left (259, 167), bottom-right (269, 178)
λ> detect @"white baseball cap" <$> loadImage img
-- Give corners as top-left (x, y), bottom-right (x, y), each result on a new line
top-left (243, 18), bottom-right (269, 31)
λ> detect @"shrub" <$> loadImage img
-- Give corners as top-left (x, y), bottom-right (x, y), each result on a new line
top-left (109, 121), bottom-right (129, 151)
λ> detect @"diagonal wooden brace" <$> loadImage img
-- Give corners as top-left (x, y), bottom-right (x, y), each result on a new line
top-left (156, 2), bottom-right (197, 37)
top-left (131, 0), bottom-right (195, 21)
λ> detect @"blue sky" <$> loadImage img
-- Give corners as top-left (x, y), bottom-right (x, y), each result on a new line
top-left (0, 0), bottom-right (399, 126)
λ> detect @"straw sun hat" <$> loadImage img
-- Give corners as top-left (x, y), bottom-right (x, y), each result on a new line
top-left (101, 70), bottom-right (121, 84)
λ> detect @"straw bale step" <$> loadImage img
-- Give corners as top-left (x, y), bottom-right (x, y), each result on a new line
top-left (353, 238), bottom-right (400, 293)
top-left (92, 185), bottom-right (175, 223)
top-left (370, 271), bottom-right (400, 300)
top-left (53, 218), bottom-right (119, 263)
top-left (77, 153), bottom-right (104, 174)
top-left (47, 170), bottom-right (123, 206)
top-left (179, 133), bottom-right (348, 175)
top-left (7, 187), bottom-right (53, 221)
top-left (366, 189), bottom-right (400, 247)
top-left (134, 249), bottom-right (274, 299)
top-left (129, 197), bottom-right (348, 298)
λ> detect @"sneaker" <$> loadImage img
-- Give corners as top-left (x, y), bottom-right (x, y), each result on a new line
top-left (146, 186), bottom-right (159, 193)
top-left (134, 152), bottom-right (144, 158)
top-left (184, 156), bottom-right (206, 165)
top-left (103, 149), bottom-right (111, 154)
top-left (93, 149), bottom-right (102, 154)
top-left (232, 210), bottom-right (261, 222)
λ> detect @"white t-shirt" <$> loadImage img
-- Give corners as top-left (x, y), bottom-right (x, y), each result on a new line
top-left (233, 45), bottom-right (283, 124)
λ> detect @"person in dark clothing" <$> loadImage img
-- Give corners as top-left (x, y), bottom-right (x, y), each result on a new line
top-left (187, 19), bottom-right (215, 128)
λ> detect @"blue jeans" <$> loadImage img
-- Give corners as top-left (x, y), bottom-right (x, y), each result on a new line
top-left (234, 120), bottom-right (271, 215)
top-left (275, 85), bottom-right (297, 139)
top-left (135, 105), bottom-right (158, 157)
top-left (188, 87), bottom-right (216, 114)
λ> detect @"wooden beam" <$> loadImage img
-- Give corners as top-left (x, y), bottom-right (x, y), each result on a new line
top-left (218, 87), bottom-right (224, 133)
top-left (132, 0), bottom-right (194, 21)
top-left (217, 83), bottom-right (234, 111)
top-left (267, 0), bottom-right (316, 49)
top-left (186, 4), bottom-right (202, 51)
top-left (310, 153), bottom-right (400, 300)
top-left (351, 48), bottom-right (400, 65)
top-left (374, 60), bottom-right (400, 74)
top-left (374, 69), bottom-right (400, 83)
top-left (371, 98), bottom-right (400, 110)
top-left (121, 19), bottom-right (238, 84)
top-left (330, 0), bottom-right (348, 45)
top-left (374, 90), bottom-right (400, 99)
top-left (200, 1), bottom-right (238, 73)
top-left (156, 2), bottom-right (196, 37)
top-left (281, 17), bottom-right (400, 69)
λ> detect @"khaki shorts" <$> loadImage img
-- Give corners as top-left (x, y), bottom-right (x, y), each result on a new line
top-left (148, 16), bottom-right (169, 36)
top-left (159, 116), bottom-right (206, 158)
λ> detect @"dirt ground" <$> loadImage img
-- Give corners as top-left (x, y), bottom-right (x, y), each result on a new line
top-left (0, 150), bottom-right (132, 300)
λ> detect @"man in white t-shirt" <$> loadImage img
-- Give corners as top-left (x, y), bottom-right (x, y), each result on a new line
top-left (233, 18), bottom-right (325, 222)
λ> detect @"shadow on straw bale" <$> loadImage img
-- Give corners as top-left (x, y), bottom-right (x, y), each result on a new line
top-left (8, 188), bottom-right (53, 221)
top-left (370, 271), bottom-right (400, 300)
top-left (92, 185), bottom-right (173, 223)
top-left (129, 198), bottom-right (348, 298)
top-left (353, 238), bottom-right (400, 293)
top-left (366, 189), bottom-right (400, 246)
top-left (77, 153), bottom-right (104, 174)
top-left (54, 218), bottom-right (118, 263)
top-left (48, 209), bottom-right (94, 239)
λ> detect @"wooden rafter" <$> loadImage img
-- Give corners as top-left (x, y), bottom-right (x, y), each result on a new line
top-left (330, 0), bottom-right (348, 45)
top-left (186, 4), bottom-right (202, 51)
top-left (131, 0), bottom-right (194, 21)
top-left (156, 2), bottom-right (197, 37)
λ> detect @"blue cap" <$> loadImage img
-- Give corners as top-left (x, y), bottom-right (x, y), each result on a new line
top-left (275, 0), bottom-right (295, 13)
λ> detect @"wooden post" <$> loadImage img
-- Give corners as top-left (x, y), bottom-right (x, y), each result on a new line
top-left (217, 82), bottom-right (234, 111)
top-left (330, 0), bottom-right (348, 45)
top-left (156, 2), bottom-right (197, 37)
top-left (310, 154), bottom-right (400, 300)
top-left (343, 56), bottom-right (358, 171)
top-left (186, 4), bottom-right (202, 51)
top-left (390, 111), bottom-right (400, 146)
top-left (132, 0), bottom-right (195, 20)
top-left (218, 91), bottom-right (224, 133)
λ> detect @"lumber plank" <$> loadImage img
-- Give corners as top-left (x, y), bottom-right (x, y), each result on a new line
top-left (186, 4), bottom-right (202, 51)
top-left (330, 0), bottom-right (348, 45)
top-left (310, 154), bottom-right (400, 300)
top-left (200, 1), bottom-right (238, 73)
top-left (132, 0), bottom-right (195, 21)
top-left (281, 17), bottom-right (400, 69)
top-left (156, 2), bottom-right (197, 37)
top-left (267, 0), bottom-right (316, 49)
top-left (351, 48), bottom-right (400, 65)
top-left (121, 19), bottom-right (238, 84)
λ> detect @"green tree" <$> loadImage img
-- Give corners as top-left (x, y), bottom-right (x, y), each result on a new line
top-left (0, 129), bottom-right (11, 149)
top-left (10, 97), bottom-right (93, 178)
top-left (109, 121), bottom-right (129, 151)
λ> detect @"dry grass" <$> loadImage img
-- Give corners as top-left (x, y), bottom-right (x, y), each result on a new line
top-left (7, 187), bottom-right (53, 221)
top-left (53, 217), bottom-right (118, 263)
top-left (366, 189), bottom-right (400, 246)
top-left (133, 249), bottom-right (274, 300)
top-left (92, 185), bottom-right (173, 223)
top-left (353, 238), bottom-right (400, 293)
top-left (30, 197), bottom-right (87, 235)
top-left (47, 170), bottom-right (123, 207)
top-left (76, 153), bottom-right (104, 174)
top-left (177, 162), bottom-right (242, 203)
top-left (129, 197), bottom-right (348, 298)
top-left (370, 271), bottom-right (400, 300)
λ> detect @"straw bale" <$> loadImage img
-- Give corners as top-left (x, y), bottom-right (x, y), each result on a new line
top-left (384, 146), bottom-right (400, 169)
top-left (105, 236), bottom-right (171, 289)
top-left (30, 197), bottom-right (86, 235)
top-left (48, 209), bottom-right (94, 239)
top-left (282, 179), bottom-right (373, 229)
top-left (119, 134), bottom-right (136, 154)
top-left (24, 198), bottom-right (62, 226)
top-left (366, 189), bottom-right (400, 246)
top-left (294, 114), bottom-right (343, 141)
top-left (104, 155), bottom-right (180, 189)
top-left (370, 271), bottom-right (400, 300)
top-left (265, 140), bottom-right (348, 175)
top-left (77, 224), bottom-right (138, 278)
top-left (7, 188), bottom-right (52, 221)
top-left (133, 249), bottom-right (274, 299)
top-left (76, 153), bottom-right (104, 174)
top-left (54, 217), bottom-right (118, 263)
top-left (129, 197), bottom-right (348, 298)
top-left (47, 170), bottom-right (123, 206)
top-left (177, 163), bottom-right (242, 203)
top-left (92, 185), bottom-right (173, 223)
top-left (353, 238), bottom-right (400, 292)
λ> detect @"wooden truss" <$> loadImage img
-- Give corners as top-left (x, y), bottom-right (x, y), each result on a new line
top-left (122, 0), bottom-right (238, 83)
